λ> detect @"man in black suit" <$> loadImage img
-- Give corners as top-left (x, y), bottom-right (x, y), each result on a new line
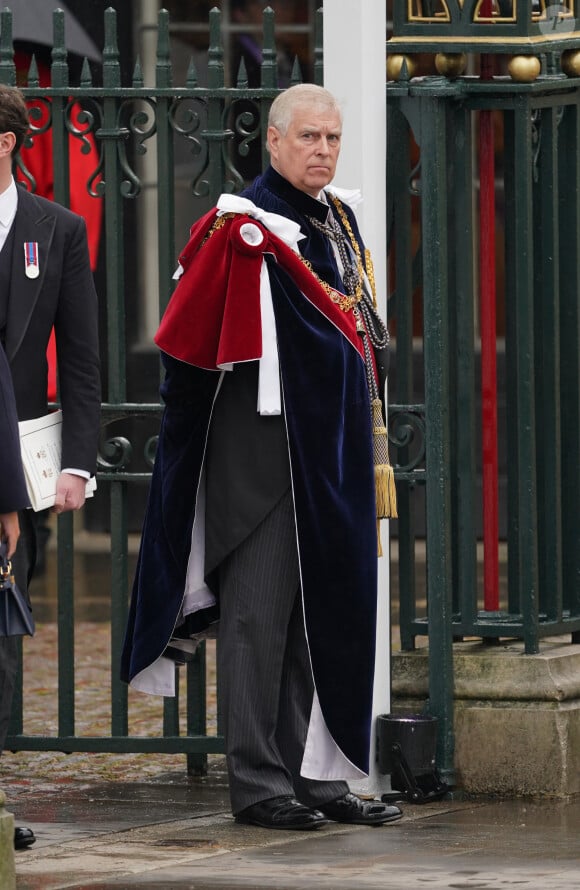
top-left (0, 343), bottom-right (29, 558)
top-left (0, 84), bottom-right (101, 841)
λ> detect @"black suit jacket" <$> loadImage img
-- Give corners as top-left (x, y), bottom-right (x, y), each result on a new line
top-left (0, 342), bottom-right (30, 514)
top-left (4, 186), bottom-right (101, 472)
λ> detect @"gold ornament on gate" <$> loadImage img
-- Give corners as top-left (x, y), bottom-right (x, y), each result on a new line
top-left (386, 54), bottom-right (417, 82)
top-left (508, 56), bottom-right (541, 83)
top-left (435, 52), bottom-right (467, 79)
top-left (561, 50), bottom-right (580, 77)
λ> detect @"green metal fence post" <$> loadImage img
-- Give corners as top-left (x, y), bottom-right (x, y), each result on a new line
top-left (51, 8), bottom-right (77, 739)
top-left (98, 7), bottom-right (131, 736)
top-left (558, 100), bottom-right (580, 636)
top-left (418, 88), bottom-right (455, 779)
top-left (186, 645), bottom-right (209, 777)
top-left (258, 7), bottom-right (277, 167)
top-left (533, 105), bottom-right (562, 622)
top-left (204, 8), bottom-right (229, 206)
top-left (388, 99), bottom-right (419, 651)
top-left (0, 9), bottom-right (15, 85)
top-left (504, 96), bottom-right (540, 653)
top-left (448, 100), bottom-right (478, 632)
top-left (155, 8), bottom-right (176, 312)
top-left (314, 7), bottom-right (324, 87)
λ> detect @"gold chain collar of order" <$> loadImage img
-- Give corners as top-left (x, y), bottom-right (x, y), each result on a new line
top-left (302, 195), bottom-right (369, 313)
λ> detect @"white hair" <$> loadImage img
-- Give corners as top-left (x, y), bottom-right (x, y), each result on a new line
top-left (268, 84), bottom-right (343, 135)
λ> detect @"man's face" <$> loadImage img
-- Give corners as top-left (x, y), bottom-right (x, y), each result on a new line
top-left (267, 104), bottom-right (342, 198)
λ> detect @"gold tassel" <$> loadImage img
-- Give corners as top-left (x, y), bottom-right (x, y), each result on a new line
top-left (375, 462), bottom-right (398, 520)
top-left (371, 397), bottom-right (398, 521)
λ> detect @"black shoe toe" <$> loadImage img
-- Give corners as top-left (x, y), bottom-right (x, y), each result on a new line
top-left (320, 792), bottom-right (403, 825)
top-left (14, 826), bottom-right (36, 850)
top-left (235, 795), bottom-right (328, 830)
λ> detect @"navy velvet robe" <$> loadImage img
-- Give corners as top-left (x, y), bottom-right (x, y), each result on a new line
top-left (121, 171), bottom-right (381, 775)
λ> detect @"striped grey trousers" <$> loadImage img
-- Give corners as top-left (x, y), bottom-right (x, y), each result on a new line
top-left (217, 489), bottom-right (348, 814)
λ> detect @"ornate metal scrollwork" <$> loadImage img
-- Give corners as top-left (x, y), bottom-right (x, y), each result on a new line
top-left (186, 98), bottom-right (243, 198)
top-left (64, 97), bottom-right (104, 199)
top-left (15, 97), bottom-right (53, 192)
top-left (388, 408), bottom-right (426, 474)
top-left (144, 436), bottom-right (159, 469)
top-left (222, 97), bottom-right (261, 191)
top-left (97, 436), bottom-right (133, 472)
top-left (94, 98), bottom-right (158, 199)
top-left (127, 103), bottom-right (156, 157)
top-left (25, 96), bottom-right (53, 136)
top-left (233, 105), bottom-right (260, 158)
top-left (409, 157), bottom-right (422, 197)
top-left (64, 98), bottom-right (96, 157)
top-left (170, 95), bottom-right (204, 154)
top-left (96, 407), bottom-right (162, 477)
top-left (116, 97), bottom-right (158, 197)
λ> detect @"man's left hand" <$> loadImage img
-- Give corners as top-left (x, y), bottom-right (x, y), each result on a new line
top-left (53, 473), bottom-right (87, 514)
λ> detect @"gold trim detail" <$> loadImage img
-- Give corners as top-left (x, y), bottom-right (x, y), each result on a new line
top-left (299, 256), bottom-right (361, 313)
top-left (199, 212), bottom-right (233, 249)
top-left (408, 0), bottom-right (451, 23)
top-left (388, 31), bottom-right (580, 46)
top-left (473, 0), bottom-right (516, 23)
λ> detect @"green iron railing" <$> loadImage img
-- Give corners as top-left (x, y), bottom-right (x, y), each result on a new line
top-left (387, 72), bottom-right (580, 686)
top-left (2, 5), bottom-right (324, 771)
top-left (392, 74), bottom-right (580, 635)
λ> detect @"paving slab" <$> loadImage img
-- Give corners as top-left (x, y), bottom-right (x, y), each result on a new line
top-left (8, 783), bottom-right (580, 890)
top-left (5, 554), bottom-right (580, 889)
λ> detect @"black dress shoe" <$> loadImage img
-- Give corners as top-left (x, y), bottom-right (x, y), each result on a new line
top-left (14, 826), bottom-right (36, 850)
top-left (319, 792), bottom-right (403, 825)
top-left (235, 795), bottom-right (328, 830)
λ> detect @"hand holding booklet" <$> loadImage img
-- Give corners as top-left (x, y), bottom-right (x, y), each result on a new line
top-left (18, 410), bottom-right (97, 512)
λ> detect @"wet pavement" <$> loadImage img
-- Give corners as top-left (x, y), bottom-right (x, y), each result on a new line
top-left (5, 758), bottom-right (580, 890)
top-left (4, 527), bottom-right (579, 888)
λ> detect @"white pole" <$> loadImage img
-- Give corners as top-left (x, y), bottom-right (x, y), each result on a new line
top-left (324, 0), bottom-right (391, 797)
top-left (136, 0), bottom-right (161, 344)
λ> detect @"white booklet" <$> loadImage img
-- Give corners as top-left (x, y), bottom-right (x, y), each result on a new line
top-left (18, 410), bottom-right (97, 512)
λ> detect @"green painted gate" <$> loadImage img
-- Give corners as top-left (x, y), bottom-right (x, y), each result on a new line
top-left (2, 5), bottom-right (322, 772)
top-left (387, 1), bottom-right (580, 774)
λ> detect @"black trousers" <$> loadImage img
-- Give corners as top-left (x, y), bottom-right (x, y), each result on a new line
top-left (0, 509), bottom-right (37, 752)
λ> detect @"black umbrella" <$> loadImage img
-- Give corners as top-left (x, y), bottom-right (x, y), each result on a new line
top-left (1, 1), bottom-right (101, 63)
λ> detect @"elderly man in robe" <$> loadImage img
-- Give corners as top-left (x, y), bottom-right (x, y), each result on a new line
top-left (122, 84), bottom-right (400, 831)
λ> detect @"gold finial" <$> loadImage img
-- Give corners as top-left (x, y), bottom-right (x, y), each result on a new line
top-left (508, 55), bottom-right (541, 83)
top-left (435, 52), bottom-right (467, 79)
top-left (561, 50), bottom-right (580, 77)
top-left (386, 54), bottom-right (417, 82)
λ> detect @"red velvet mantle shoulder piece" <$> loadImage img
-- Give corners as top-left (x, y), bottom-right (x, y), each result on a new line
top-left (155, 210), bottom-right (365, 369)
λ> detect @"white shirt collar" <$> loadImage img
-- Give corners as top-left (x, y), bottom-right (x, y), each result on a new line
top-left (318, 186), bottom-right (363, 223)
top-left (0, 177), bottom-right (18, 230)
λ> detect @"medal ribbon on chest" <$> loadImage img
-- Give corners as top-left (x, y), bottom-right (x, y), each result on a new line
top-left (24, 242), bottom-right (39, 279)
